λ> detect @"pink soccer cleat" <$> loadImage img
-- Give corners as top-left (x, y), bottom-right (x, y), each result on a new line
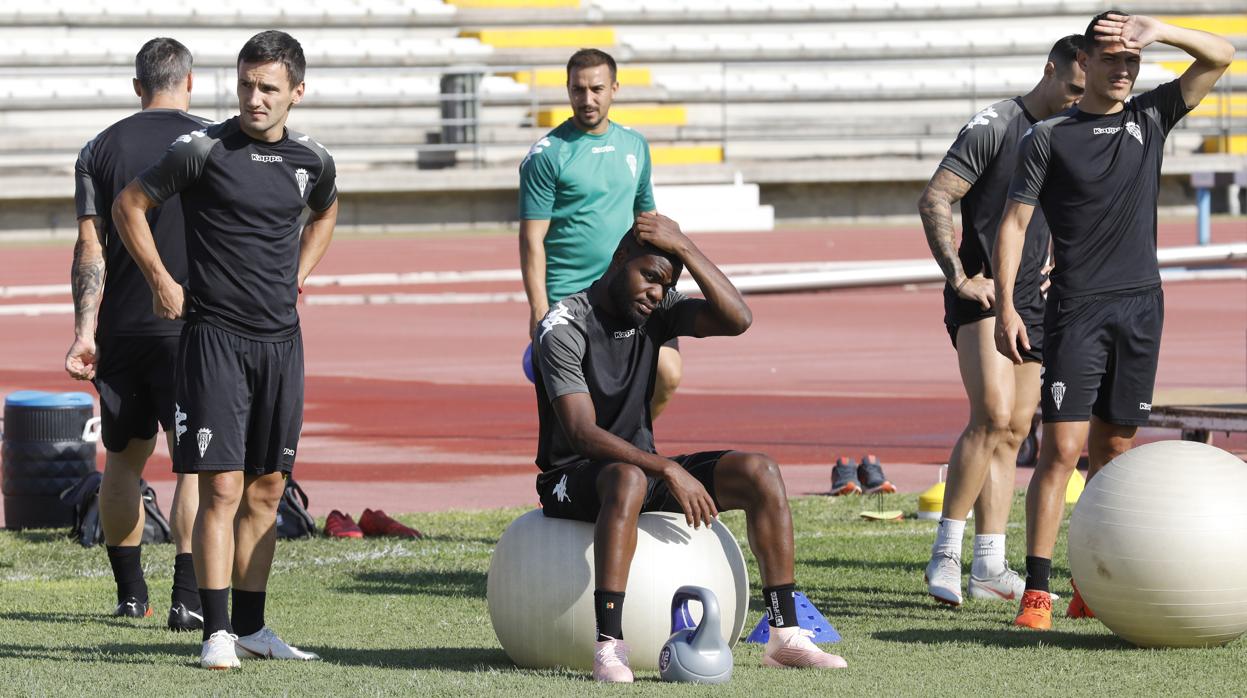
top-left (591, 639), bottom-right (634, 683)
top-left (763, 626), bottom-right (848, 669)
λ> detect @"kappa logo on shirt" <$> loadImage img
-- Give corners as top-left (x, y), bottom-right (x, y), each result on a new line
top-left (961, 106), bottom-right (999, 132)
top-left (1093, 126), bottom-right (1122, 135)
top-left (538, 302), bottom-right (574, 342)
top-left (251, 153), bottom-right (283, 163)
top-left (591, 145), bottom-right (616, 154)
top-left (172, 130), bottom-right (206, 146)
top-left (521, 137), bottom-right (552, 168)
top-left (613, 329), bottom-right (636, 340)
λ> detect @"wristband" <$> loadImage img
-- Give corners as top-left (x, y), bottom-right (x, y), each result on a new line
top-left (955, 277), bottom-right (969, 292)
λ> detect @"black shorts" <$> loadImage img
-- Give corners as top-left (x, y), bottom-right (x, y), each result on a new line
top-left (536, 450), bottom-right (729, 523)
top-left (945, 316), bottom-right (1044, 364)
top-left (1041, 286), bottom-right (1163, 426)
top-left (93, 334), bottom-right (180, 453)
top-left (172, 322), bottom-right (304, 474)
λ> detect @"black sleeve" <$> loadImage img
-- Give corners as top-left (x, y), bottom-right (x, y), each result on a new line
top-left (73, 139), bottom-right (97, 219)
top-left (1007, 124), bottom-right (1051, 207)
top-left (1135, 79), bottom-right (1192, 136)
top-left (652, 289), bottom-right (703, 341)
top-left (938, 105), bottom-right (1008, 186)
top-left (136, 129), bottom-right (214, 205)
top-left (308, 150), bottom-right (338, 213)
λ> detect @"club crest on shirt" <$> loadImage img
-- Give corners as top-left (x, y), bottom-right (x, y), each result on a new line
top-left (295, 168), bottom-right (309, 197)
top-left (1125, 121), bottom-right (1143, 145)
top-left (1050, 381), bottom-right (1066, 411)
top-left (626, 153), bottom-right (638, 178)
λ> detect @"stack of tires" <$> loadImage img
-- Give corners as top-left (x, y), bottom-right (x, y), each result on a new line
top-left (2, 391), bottom-right (97, 529)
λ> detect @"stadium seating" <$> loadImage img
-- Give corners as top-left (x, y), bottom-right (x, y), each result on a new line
top-left (0, 0), bottom-right (1241, 234)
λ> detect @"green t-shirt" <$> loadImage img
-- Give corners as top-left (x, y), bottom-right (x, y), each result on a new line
top-left (519, 119), bottom-right (656, 305)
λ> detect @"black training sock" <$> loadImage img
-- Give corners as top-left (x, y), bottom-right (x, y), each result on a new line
top-left (171, 553), bottom-right (199, 609)
top-left (1024, 555), bottom-right (1052, 593)
top-left (105, 545), bottom-right (148, 604)
top-left (199, 587), bottom-right (230, 641)
top-left (594, 590), bottom-right (626, 642)
top-left (763, 583), bottom-right (798, 628)
top-left (231, 589), bottom-right (267, 638)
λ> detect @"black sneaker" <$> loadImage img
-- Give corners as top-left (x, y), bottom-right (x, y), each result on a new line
top-left (167, 602), bottom-right (205, 632)
top-left (857, 454), bottom-right (896, 494)
top-left (830, 457), bottom-right (862, 496)
top-left (113, 597), bottom-right (152, 618)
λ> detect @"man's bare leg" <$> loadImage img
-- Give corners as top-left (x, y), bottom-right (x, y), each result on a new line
top-left (99, 435), bottom-right (156, 614)
top-left (1087, 415), bottom-right (1136, 478)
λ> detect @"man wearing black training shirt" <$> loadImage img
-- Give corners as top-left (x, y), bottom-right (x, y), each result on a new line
top-left (917, 35), bottom-right (1085, 609)
top-left (993, 10), bottom-right (1234, 630)
top-left (67, 37), bottom-right (209, 631)
top-left (534, 212), bottom-right (846, 682)
top-left (113, 30), bottom-right (337, 669)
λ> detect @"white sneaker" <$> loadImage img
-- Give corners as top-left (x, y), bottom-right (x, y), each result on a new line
top-left (762, 627), bottom-right (847, 669)
top-left (924, 552), bottom-right (963, 606)
top-left (235, 627), bottom-right (320, 661)
top-left (200, 630), bottom-right (241, 670)
top-left (968, 563), bottom-right (1026, 601)
top-left (591, 639), bottom-right (634, 683)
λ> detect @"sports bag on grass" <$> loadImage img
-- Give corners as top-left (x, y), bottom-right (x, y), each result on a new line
top-left (59, 470), bottom-right (172, 547)
top-left (276, 478), bottom-right (316, 539)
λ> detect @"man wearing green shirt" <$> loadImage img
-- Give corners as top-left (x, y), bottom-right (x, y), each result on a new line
top-left (519, 49), bottom-right (682, 417)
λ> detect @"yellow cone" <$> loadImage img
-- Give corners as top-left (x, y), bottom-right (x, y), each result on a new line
top-left (1066, 469), bottom-right (1085, 505)
top-left (918, 480), bottom-right (945, 520)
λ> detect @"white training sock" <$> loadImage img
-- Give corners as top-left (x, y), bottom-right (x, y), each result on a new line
top-left (971, 534), bottom-right (1006, 578)
top-left (932, 519), bottom-right (965, 559)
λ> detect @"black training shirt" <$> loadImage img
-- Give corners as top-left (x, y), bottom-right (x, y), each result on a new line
top-left (1009, 79), bottom-right (1190, 300)
top-left (137, 116), bottom-right (337, 340)
top-left (533, 283), bottom-right (701, 472)
top-left (938, 97), bottom-right (1050, 323)
top-left (75, 109), bottom-right (212, 338)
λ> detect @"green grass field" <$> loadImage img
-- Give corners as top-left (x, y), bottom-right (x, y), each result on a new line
top-left (2, 494), bottom-right (1242, 697)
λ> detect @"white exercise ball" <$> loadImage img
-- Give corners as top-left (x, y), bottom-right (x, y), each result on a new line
top-left (487, 509), bottom-right (750, 670)
top-left (1068, 440), bottom-right (1247, 648)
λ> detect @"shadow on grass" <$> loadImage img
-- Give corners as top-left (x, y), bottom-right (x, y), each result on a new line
top-left (873, 627), bottom-right (1130, 650)
top-left (5, 529), bottom-right (70, 544)
top-left (337, 569), bottom-right (486, 597)
top-left (321, 646), bottom-right (512, 671)
top-left (0, 611), bottom-right (148, 629)
top-left (0, 641), bottom-right (196, 665)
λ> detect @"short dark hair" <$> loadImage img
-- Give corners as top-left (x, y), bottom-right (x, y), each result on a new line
top-left (1048, 34), bottom-right (1084, 70)
top-left (1084, 9), bottom-right (1128, 54)
top-left (614, 229), bottom-right (683, 283)
top-left (135, 37), bottom-right (192, 94)
top-left (238, 30), bottom-right (306, 87)
top-left (566, 48), bottom-right (617, 83)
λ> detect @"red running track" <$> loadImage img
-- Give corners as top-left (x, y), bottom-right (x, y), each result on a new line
top-left (1, 221), bottom-right (1244, 515)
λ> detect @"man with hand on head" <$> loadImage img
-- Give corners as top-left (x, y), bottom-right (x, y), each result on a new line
top-left (113, 30), bottom-right (338, 668)
top-left (994, 10), bottom-right (1233, 630)
top-left (68, 36), bottom-right (210, 631)
top-left (532, 211), bottom-right (847, 683)
top-left (917, 35), bottom-right (1085, 608)
top-left (520, 48), bottom-right (684, 418)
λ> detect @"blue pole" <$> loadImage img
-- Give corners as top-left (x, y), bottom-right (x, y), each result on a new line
top-left (1195, 187), bottom-right (1211, 245)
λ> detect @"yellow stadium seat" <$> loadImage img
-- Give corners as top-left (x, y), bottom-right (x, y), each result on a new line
top-left (1190, 93), bottom-right (1247, 118)
top-left (461, 27), bottom-right (615, 49)
top-left (650, 145), bottom-right (724, 166)
top-left (503, 67), bottom-right (652, 87)
top-left (1159, 59), bottom-right (1247, 76)
top-left (1201, 134), bottom-right (1247, 154)
top-left (1157, 16), bottom-right (1247, 36)
top-left (535, 105), bottom-right (686, 127)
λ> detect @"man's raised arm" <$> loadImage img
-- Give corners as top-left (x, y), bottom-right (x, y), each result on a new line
top-left (633, 212), bottom-right (751, 338)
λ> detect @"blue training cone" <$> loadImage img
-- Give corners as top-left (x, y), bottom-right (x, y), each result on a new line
top-left (744, 591), bottom-right (841, 644)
